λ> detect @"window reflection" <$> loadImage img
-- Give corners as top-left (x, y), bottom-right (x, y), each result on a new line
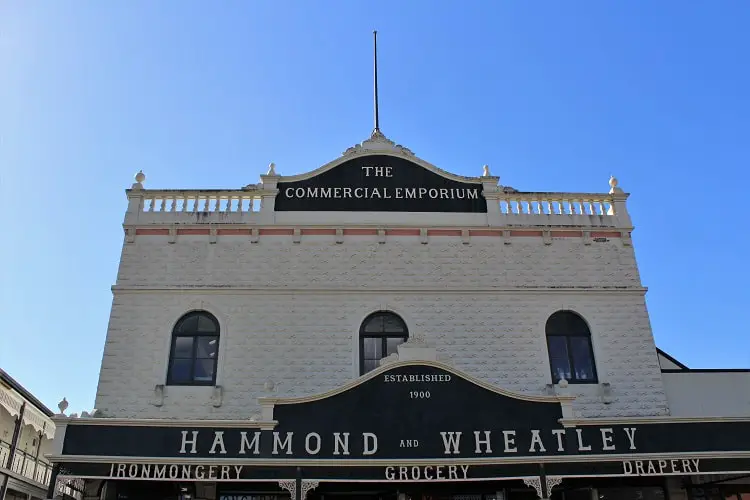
top-left (360, 311), bottom-right (408, 375)
top-left (545, 311), bottom-right (597, 384)
top-left (167, 311), bottom-right (220, 386)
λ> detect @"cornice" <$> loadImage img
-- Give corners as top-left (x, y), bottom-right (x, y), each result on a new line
top-left (561, 416), bottom-right (750, 426)
top-left (58, 417), bottom-right (277, 430)
top-left (47, 450), bottom-right (750, 467)
top-left (111, 286), bottom-right (649, 295)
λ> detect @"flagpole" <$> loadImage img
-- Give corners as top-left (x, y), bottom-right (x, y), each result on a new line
top-left (373, 30), bottom-right (380, 133)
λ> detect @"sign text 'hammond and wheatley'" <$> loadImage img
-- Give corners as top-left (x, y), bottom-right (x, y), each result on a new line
top-left (59, 364), bottom-right (750, 481)
top-left (274, 155), bottom-right (487, 212)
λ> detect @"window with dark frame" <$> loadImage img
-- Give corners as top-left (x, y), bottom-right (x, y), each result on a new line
top-left (360, 311), bottom-right (408, 375)
top-left (545, 310), bottom-right (598, 384)
top-left (167, 311), bottom-right (220, 386)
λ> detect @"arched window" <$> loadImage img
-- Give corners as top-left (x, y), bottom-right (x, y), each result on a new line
top-left (545, 311), bottom-right (598, 384)
top-left (360, 311), bottom-right (408, 375)
top-left (167, 311), bottom-right (220, 386)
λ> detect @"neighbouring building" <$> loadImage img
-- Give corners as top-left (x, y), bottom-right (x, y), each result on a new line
top-left (43, 35), bottom-right (750, 500)
top-left (0, 369), bottom-right (81, 500)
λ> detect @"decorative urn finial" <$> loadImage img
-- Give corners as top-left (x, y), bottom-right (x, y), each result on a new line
top-left (482, 165), bottom-right (491, 177)
top-left (267, 162), bottom-right (276, 176)
top-left (608, 175), bottom-right (623, 194)
top-left (58, 397), bottom-right (69, 415)
top-left (132, 170), bottom-right (146, 190)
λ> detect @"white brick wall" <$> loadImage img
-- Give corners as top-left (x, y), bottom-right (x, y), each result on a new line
top-left (114, 235), bottom-right (644, 289)
top-left (94, 235), bottom-right (669, 419)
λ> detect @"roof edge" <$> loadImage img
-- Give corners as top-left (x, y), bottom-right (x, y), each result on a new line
top-left (0, 368), bottom-right (55, 417)
top-left (656, 347), bottom-right (689, 370)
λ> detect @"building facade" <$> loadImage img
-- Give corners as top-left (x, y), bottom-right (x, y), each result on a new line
top-left (0, 369), bottom-right (81, 500)
top-left (47, 129), bottom-right (750, 500)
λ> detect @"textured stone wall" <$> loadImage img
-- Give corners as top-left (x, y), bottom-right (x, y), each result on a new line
top-left (94, 235), bottom-right (669, 419)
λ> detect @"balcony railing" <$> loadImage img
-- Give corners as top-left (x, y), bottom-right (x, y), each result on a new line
top-left (0, 439), bottom-right (53, 486)
top-left (124, 188), bottom-right (630, 229)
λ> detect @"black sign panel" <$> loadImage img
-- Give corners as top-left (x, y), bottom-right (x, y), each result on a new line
top-left (58, 458), bottom-right (750, 483)
top-left (274, 154), bottom-right (487, 212)
top-left (61, 363), bottom-right (750, 462)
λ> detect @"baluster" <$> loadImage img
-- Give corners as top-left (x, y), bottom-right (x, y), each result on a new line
top-left (170, 196), bottom-right (176, 212)
top-left (146, 197), bottom-right (154, 212)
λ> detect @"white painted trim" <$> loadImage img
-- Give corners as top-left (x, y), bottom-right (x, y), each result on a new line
top-left (59, 417), bottom-right (277, 429)
top-left (561, 416), bottom-right (750, 425)
top-left (275, 151), bottom-right (485, 185)
top-left (47, 449), bottom-right (750, 466)
top-left (258, 359), bottom-right (572, 407)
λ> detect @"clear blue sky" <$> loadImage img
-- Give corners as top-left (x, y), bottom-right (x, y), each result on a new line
top-left (1, 1), bottom-right (748, 414)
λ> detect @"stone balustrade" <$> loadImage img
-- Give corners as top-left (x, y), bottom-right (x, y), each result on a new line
top-left (496, 192), bottom-right (615, 217)
top-left (123, 171), bottom-right (631, 229)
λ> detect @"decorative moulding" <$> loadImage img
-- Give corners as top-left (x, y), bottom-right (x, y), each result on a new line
top-left (275, 129), bottom-right (490, 185)
top-left (211, 386), bottom-right (223, 408)
top-left (523, 475), bottom-right (563, 499)
top-left (152, 385), bottom-right (165, 407)
top-left (342, 129), bottom-right (415, 157)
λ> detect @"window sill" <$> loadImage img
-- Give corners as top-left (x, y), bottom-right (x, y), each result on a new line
top-left (165, 383), bottom-right (216, 387)
top-left (554, 381), bottom-right (600, 385)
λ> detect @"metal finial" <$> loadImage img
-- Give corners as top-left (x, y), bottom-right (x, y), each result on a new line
top-left (373, 30), bottom-right (380, 133)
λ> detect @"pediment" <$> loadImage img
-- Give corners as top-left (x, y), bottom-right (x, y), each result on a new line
top-left (273, 131), bottom-right (494, 213)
